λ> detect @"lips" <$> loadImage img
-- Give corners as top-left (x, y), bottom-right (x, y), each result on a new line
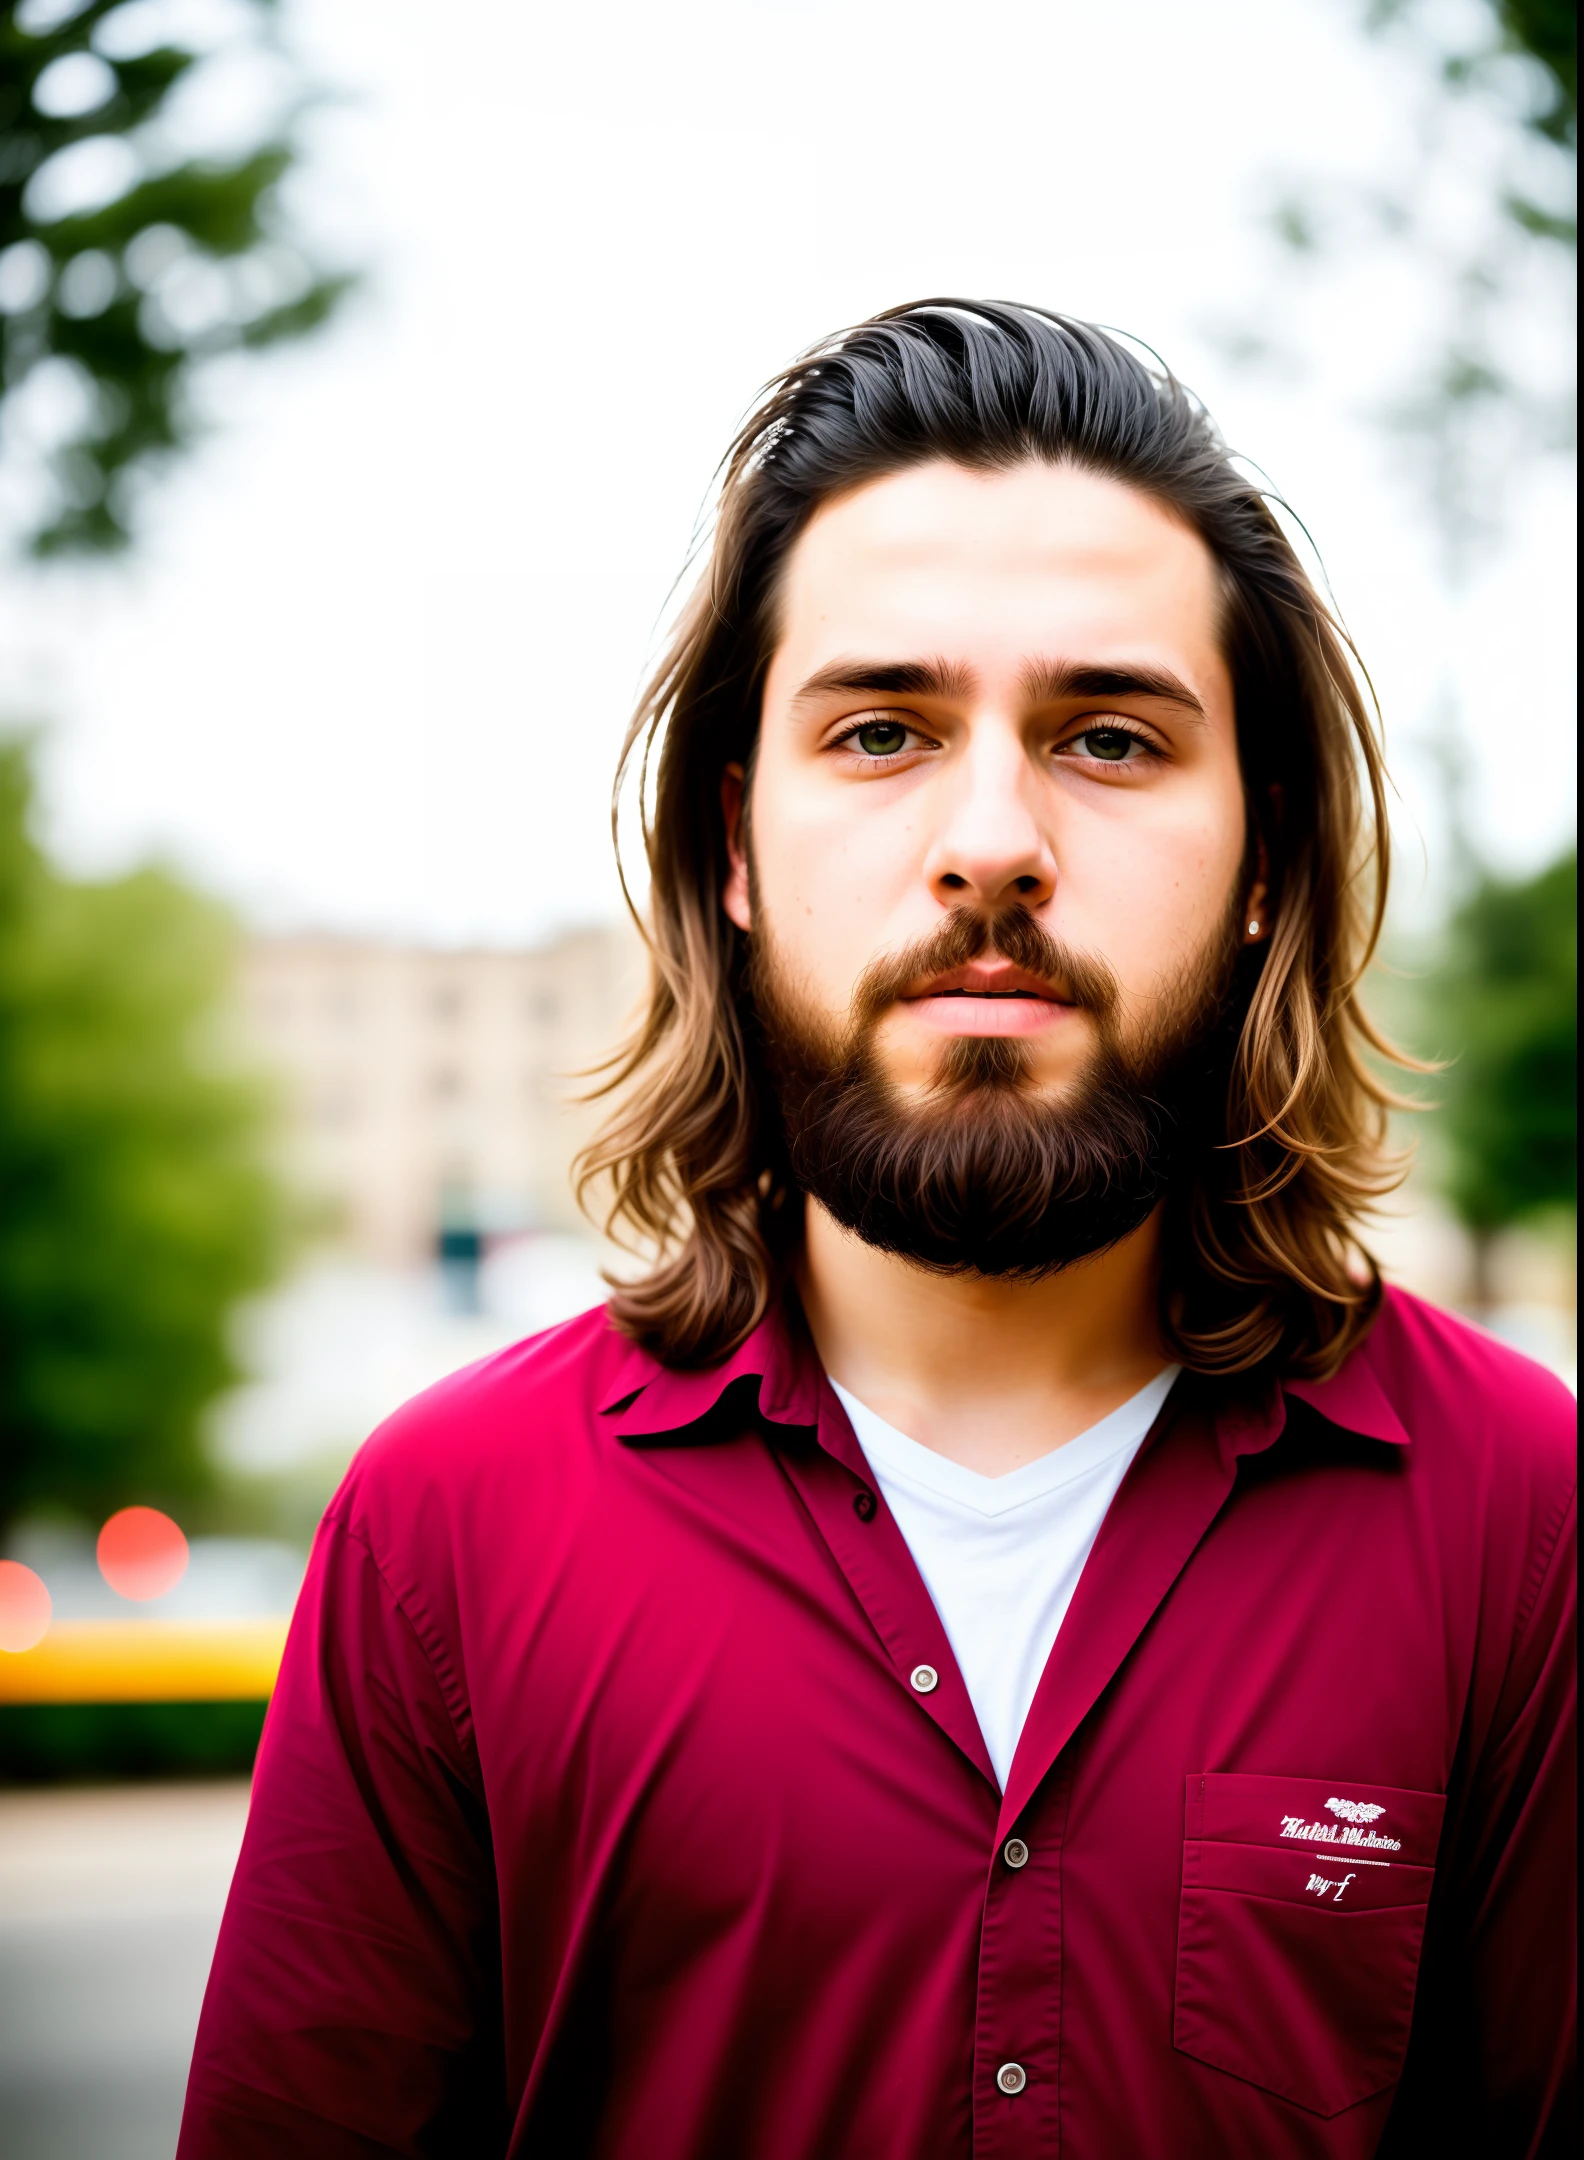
top-left (904, 960), bottom-right (1073, 1004)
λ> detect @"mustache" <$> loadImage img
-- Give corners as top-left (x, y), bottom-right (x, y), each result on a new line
top-left (851, 906), bottom-right (1121, 1032)
top-left (747, 891), bottom-right (1245, 1279)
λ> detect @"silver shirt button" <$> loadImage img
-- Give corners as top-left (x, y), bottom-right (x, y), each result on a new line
top-left (1002, 1837), bottom-right (1030, 1869)
top-left (909, 1663), bottom-right (939, 1694)
top-left (996, 2062), bottom-right (1028, 2095)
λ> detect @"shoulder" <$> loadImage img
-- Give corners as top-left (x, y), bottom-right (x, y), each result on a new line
top-left (1362, 1284), bottom-right (1575, 1474)
top-left (322, 1301), bottom-right (634, 1571)
top-left (1287, 1288), bottom-right (1575, 1662)
top-left (1331, 1286), bottom-right (1576, 1574)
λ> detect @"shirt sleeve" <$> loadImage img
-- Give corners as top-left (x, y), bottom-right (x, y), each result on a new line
top-left (177, 1499), bottom-right (507, 2158)
top-left (1458, 1475), bottom-right (1577, 2157)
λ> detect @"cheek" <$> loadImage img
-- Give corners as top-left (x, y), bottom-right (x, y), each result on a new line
top-left (1059, 788), bottom-right (1245, 990)
top-left (751, 784), bottom-right (914, 1018)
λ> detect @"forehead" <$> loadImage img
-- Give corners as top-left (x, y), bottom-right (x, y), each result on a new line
top-left (766, 459), bottom-right (1228, 698)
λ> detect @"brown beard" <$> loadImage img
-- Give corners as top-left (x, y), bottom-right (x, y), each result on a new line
top-left (748, 901), bottom-right (1242, 1279)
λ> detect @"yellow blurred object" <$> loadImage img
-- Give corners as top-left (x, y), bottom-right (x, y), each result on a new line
top-left (0, 1617), bottom-right (288, 1703)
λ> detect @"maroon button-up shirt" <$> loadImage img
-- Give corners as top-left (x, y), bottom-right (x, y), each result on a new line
top-left (179, 1286), bottom-right (1575, 2158)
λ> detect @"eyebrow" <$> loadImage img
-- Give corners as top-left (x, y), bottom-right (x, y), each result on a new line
top-left (1018, 658), bottom-right (1207, 717)
top-left (788, 654), bottom-right (1207, 719)
top-left (788, 656), bottom-right (977, 708)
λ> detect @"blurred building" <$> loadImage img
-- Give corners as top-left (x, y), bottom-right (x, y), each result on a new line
top-left (237, 924), bottom-right (646, 1264)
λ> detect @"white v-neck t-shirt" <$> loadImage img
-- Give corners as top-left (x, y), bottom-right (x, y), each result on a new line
top-left (831, 1367), bottom-right (1181, 1788)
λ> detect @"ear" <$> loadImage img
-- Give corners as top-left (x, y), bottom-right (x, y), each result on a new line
top-left (721, 762), bottom-right (752, 933)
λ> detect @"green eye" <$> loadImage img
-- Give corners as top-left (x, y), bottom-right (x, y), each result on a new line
top-left (855, 720), bottom-right (909, 756)
top-left (1082, 728), bottom-right (1135, 762)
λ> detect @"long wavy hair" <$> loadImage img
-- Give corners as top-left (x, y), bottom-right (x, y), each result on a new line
top-left (578, 300), bottom-right (1410, 1378)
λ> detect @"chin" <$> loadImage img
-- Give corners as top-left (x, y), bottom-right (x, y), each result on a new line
top-left (882, 1019), bottom-right (1090, 1099)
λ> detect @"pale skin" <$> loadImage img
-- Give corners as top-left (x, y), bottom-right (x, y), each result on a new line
top-left (722, 459), bottom-right (1270, 1476)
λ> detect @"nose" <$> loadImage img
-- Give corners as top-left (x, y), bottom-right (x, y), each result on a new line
top-left (921, 724), bottom-right (1057, 912)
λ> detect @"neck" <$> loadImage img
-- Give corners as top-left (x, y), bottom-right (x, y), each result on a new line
top-left (797, 1200), bottom-right (1170, 1477)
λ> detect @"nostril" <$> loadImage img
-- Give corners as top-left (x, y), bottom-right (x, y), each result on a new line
top-left (1014, 875), bottom-right (1042, 894)
top-left (940, 872), bottom-right (967, 889)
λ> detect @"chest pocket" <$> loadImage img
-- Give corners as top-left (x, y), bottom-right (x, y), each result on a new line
top-left (1173, 1771), bottom-right (1446, 2118)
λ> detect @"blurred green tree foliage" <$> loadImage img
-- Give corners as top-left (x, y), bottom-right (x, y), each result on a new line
top-left (1420, 849), bottom-right (1577, 1294)
top-left (0, 0), bottom-right (351, 555)
top-left (1252, 0), bottom-right (1576, 573)
top-left (0, 737), bottom-right (283, 1531)
top-left (1363, 0), bottom-right (1574, 231)
top-left (1446, 0), bottom-right (1574, 154)
top-left (1373, 0), bottom-right (1576, 555)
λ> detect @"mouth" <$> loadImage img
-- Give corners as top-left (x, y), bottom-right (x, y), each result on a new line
top-left (901, 960), bottom-right (1077, 1036)
top-left (906, 961), bottom-right (1073, 1003)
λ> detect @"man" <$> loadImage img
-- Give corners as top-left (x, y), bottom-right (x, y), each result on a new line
top-left (180, 303), bottom-right (1574, 2157)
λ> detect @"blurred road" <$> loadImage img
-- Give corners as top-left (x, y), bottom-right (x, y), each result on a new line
top-left (0, 1783), bottom-right (248, 2160)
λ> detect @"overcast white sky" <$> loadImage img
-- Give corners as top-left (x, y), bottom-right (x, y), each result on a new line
top-left (1, 0), bottom-right (1574, 946)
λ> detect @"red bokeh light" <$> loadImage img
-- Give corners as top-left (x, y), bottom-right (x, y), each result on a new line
top-left (97, 1507), bottom-right (189, 1601)
top-left (0, 1559), bottom-right (52, 1653)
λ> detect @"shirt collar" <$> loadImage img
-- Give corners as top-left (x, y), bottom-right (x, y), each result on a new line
top-left (603, 1299), bottom-right (1411, 1451)
top-left (1283, 1353), bottom-right (1412, 1448)
top-left (602, 1297), bottom-right (823, 1441)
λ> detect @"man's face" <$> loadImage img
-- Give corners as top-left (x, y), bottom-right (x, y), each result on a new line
top-left (726, 458), bottom-right (1252, 1101)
